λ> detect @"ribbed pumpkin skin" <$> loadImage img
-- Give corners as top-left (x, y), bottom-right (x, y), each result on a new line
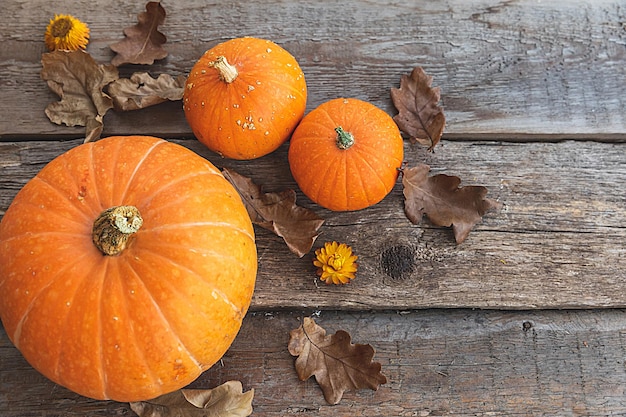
top-left (288, 98), bottom-right (404, 211)
top-left (0, 136), bottom-right (257, 401)
top-left (183, 37), bottom-right (307, 160)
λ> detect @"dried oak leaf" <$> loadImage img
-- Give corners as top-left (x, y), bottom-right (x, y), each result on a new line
top-left (402, 164), bottom-right (502, 244)
top-left (108, 72), bottom-right (186, 111)
top-left (391, 66), bottom-right (446, 150)
top-left (222, 168), bottom-right (324, 257)
top-left (129, 381), bottom-right (254, 417)
top-left (41, 50), bottom-right (118, 143)
top-left (288, 317), bottom-right (387, 405)
top-left (110, 1), bottom-right (168, 66)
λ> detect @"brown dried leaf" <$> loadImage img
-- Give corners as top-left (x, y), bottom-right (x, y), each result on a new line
top-left (222, 168), bottom-right (324, 257)
top-left (391, 66), bottom-right (446, 150)
top-left (110, 2), bottom-right (168, 66)
top-left (129, 381), bottom-right (254, 417)
top-left (402, 164), bottom-right (502, 244)
top-left (41, 50), bottom-right (118, 143)
top-left (108, 72), bottom-right (186, 111)
top-left (288, 317), bottom-right (387, 405)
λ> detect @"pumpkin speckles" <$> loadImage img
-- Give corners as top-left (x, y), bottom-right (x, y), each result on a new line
top-left (183, 37), bottom-right (307, 160)
top-left (236, 115), bottom-right (256, 130)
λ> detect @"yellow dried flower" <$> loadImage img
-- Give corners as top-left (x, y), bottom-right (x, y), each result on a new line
top-left (44, 14), bottom-right (90, 51)
top-left (313, 241), bottom-right (358, 285)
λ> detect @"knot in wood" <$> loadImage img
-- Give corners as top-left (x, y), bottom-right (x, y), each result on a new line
top-left (381, 245), bottom-right (416, 280)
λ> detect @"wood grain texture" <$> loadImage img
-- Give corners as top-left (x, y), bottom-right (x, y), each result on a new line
top-left (1, 0), bottom-right (626, 415)
top-left (1, 138), bottom-right (624, 310)
top-left (1, 0), bottom-right (626, 139)
top-left (2, 309), bottom-right (626, 416)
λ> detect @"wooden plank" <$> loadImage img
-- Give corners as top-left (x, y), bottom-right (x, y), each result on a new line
top-left (2, 309), bottom-right (626, 416)
top-left (1, 139), bottom-right (624, 310)
top-left (2, 0), bottom-right (626, 139)
top-left (2, 1), bottom-right (625, 417)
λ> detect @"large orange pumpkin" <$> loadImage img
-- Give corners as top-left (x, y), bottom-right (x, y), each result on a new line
top-left (183, 37), bottom-right (307, 160)
top-left (288, 98), bottom-right (404, 211)
top-left (0, 136), bottom-right (257, 401)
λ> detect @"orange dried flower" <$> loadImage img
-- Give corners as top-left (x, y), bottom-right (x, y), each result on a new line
top-left (44, 14), bottom-right (90, 51)
top-left (313, 241), bottom-right (358, 285)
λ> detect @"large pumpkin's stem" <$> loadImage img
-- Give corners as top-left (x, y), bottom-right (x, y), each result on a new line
top-left (335, 126), bottom-right (355, 150)
top-left (92, 206), bottom-right (143, 256)
top-left (209, 56), bottom-right (238, 83)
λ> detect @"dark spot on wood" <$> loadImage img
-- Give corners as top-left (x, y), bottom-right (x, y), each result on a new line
top-left (522, 321), bottom-right (533, 332)
top-left (381, 245), bottom-right (416, 279)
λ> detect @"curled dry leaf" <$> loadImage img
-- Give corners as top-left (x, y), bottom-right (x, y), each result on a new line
top-left (222, 168), bottom-right (324, 257)
top-left (110, 1), bottom-right (168, 66)
top-left (402, 164), bottom-right (502, 244)
top-left (41, 50), bottom-right (118, 142)
top-left (288, 317), bottom-right (387, 405)
top-left (108, 72), bottom-right (186, 111)
top-left (391, 66), bottom-right (446, 150)
top-left (129, 381), bottom-right (254, 417)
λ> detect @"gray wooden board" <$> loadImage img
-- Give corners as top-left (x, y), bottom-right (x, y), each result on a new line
top-left (1, 0), bottom-right (626, 415)
top-left (1, 139), bottom-right (624, 310)
top-left (1, 0), bottom-right (626, 139)
top-left (2, 309), bottom-right (626, 416)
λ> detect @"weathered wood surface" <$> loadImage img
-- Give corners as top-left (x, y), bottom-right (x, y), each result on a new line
top-left (1, 138), bottom-right (625, 310)
top-left (0, 140), bottom-right (626, 310)
top-left (2, 0), bottom-right (626, 140)
top-left (1, 0), bottom-right (626, 416)
top-left (3, 309), bottom-right (626, 416)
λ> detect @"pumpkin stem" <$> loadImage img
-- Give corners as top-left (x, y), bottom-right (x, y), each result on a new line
top-left (335, 126), bottom-right (355, 150)
top-left (92, 206), bottom-right (143, 256)
top-left (209, 56), bottom-right (238, 83)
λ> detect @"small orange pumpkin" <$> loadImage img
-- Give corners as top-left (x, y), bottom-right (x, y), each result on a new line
top-left (0, 136), bottom-right (257, 401)
top-left (183, 37), bottom-right (307, 160)
top-left (288, 98), bottom-right (404, 211)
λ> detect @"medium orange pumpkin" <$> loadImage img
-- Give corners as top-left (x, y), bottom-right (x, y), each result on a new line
top-left (288, 98), bottom-right (404, 211)
top-left (183, 37), bottom-right (307, 160)
top-left (0, 136), bottom-right (257, 402)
